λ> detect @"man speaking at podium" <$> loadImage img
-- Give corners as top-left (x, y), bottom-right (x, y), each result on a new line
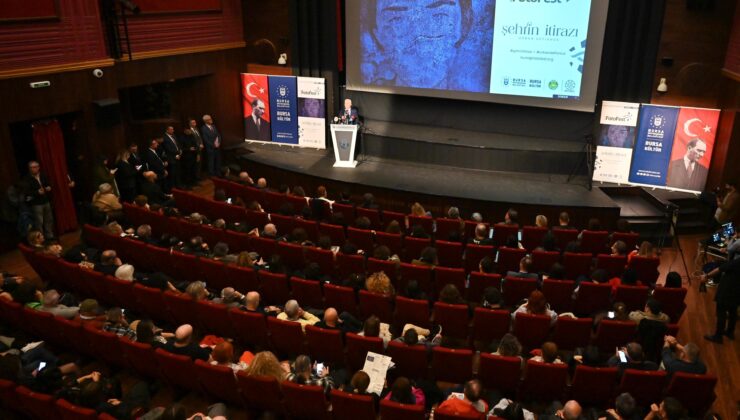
top-left (338, 98), bottom-right (359, 125)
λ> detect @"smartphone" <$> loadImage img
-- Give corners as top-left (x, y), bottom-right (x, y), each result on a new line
top-left (488, 228), bottom-right (494, 239)
top-left (315, 362), bottom-right (324, 375)
top-left (37, 362), bottom-right (47, 371)
top-left (618, 350), bottom-right (627, 363)
top-left (517, 231), bottom-right (522, 242)
top-left (607, 311), bottom-right (615, 319)
top-left (226, 198), bottom-right (232, 204)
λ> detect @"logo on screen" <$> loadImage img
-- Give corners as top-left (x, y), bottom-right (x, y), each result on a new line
top-left (564, 80), bottom-right (575, 92)
top-left (503, 77), bottom-right (509, 86)
top-left (277, 85), bottom-right (289, 97)
top-left (651, 115), bottom-right (664, 128)
top-left (548, 80), bottom-right (559, 90)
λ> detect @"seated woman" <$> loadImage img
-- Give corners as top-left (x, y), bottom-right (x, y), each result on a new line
top-left (383, 377), bottom-right (425, 407)
top-left (530, 341), bottom-right (564, 364)
top-left (512, 290), bottom-right (558, 325)
top-left (286, 355), bottom-right (335, 393)
top-left (134, 319), bottom-right (170, 348)
top-left (243, 351), bottom-right (287, 382)
top-left (209, 341), bottom-right (247, 372)
top-left (92, 183), bottom-right (122, 215)
top-left (365, 271), bottom-right (395, 296)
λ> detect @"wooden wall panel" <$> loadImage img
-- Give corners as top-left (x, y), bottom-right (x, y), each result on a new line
top-left (724, 4), bottom-right (740, 76)
top-left (136, 0), bottom-right (221, 14)
top-left (0, 0), bottom-right (107, 74)
top-left (0, 0), bottom-right (58, 21)
top-left (242, 0), bottom-right (291, 65)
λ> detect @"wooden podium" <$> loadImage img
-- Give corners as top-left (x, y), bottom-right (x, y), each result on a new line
top-left (330, 124), bottom-right (358, 168)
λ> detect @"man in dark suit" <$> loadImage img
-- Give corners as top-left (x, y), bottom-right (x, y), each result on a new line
top-left (665, 139), bottom-right (709, 191)
top-left (161, 126), bottom-right (182, 190)
top-left (245, 99), bottom-right (271, 141)
top-left (140, 171), bottom-right (173, 207)
top-left (338, 98), bottom-right (359, 124)
top-left (200, 114), bottom-right (222, 177)
top-left (187, 118), bottom-right (204, 179)
top-left (143, 139), bottom-right (167, 190)
top-left (701, 255), bottom-right (740, 343)
top-left (180, 125), bottom-right (199, 188)
top-left (22, 161), bottom-right (55, 240)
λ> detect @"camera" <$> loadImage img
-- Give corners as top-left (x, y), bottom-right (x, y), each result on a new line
top-left (92, 68), bottom-right (104, 78)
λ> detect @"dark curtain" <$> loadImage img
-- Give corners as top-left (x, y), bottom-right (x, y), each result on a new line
top-left (290, 0), bottom-right (341, 146)
top-left (598, 0), bottom-right (667, 103)
top-left (32, 120), bottom-right (78, 234)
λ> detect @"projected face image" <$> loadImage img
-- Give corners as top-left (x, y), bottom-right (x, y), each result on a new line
top-left (373, 0), bottom-right (464, 89)
top-left (600, 125), bottom-right (634, 149)
top-left (299, 98), bottom-right (325, 118)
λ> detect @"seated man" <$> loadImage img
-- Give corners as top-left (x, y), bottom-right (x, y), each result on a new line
top-left (286, 354), bottom-right (334, 393)
top-left (437, 379), bottom-right (488, 416)
top-left (506, 255), bottom-right (539, 280)
top-left (644, 398), bottom-right (685, 420)
top-left (539, 400), bottom-right (582, 420)
top-left (212, 287), bottom-right (245, 309)
top-left (603, 393), bottom-right (639, 420)
top-left (314, 307), bottom-right (363, 334)
top-left (39, 289), bottom-right (79, 319)
top-left (661, 336), bottom-right (707, 374)
top-left (94, 250), bottom-right (122, 276)
top-left (607, 342), bottom-right (658, 376)
top-left (74, 298), bottom-right (106, 329)
top-left (468, 223), bottom-right (492, 245)
top-left (103, 307), bottom-right (135, 340)
top-left (140, 171), bottom-right (173, 206)
top-left (629, 298), bottom-right (670, 323)
top-left (164, 324), bottom-right (211, 361)
top-left (277, 299), bottom-right (320, 331)
top-left (135, 224), bottom-right (157, 245)
top-left (243, 291), bottom-right (280, 315)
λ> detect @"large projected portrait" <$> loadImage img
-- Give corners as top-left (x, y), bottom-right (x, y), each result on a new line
top-left (359, 0), bottom-right (493, 92)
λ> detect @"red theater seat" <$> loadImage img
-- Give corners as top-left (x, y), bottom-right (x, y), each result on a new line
top-left (573, 282), bottom-right (612, 317)
top-left (229, 308), bottom-right (269, 348)
top-left (519, 360), bottom-right (568, 402)
top-left (386, 341), bottom-right (429, 379)
top-left (521, 226), bottom-right (548, 251)
top-left (323, 283), bottom-right (358, 316)
top-left (330, 389), bottom-right (377, 420)
top-left (464, 244), bottom-right (495, 274)
top-left (236, 373), bottom-right (284, 414)
top-left (281, 382), bottom-right (330, 420)
top-left (502, 277), bottom-right (538, 307)
top-left (194, 359), bottom-right (241, 404)
top-left (541, 279), bottom-right (575, 313)
top-left (563, 252), bottom-right (592, 280)
top-left (436, 240), bottom-right (464, 268)
top-left (512, 313), bottom-right (551, 350)
top-left (665, 372), bottom-right (717, 416)
top-left (478, 354), bottom-right (522, 397)
top-left (433, 302), bottom-right (470, 339)
top-left (617, 369), bottom-right (667, 407)
top-left (154, 349), bottom-right (198, 390)
top-left (290, 277), bottom-right (324, 309)
top-left (359, 290), bottom-right (394, 323)
top-left (467, 272), bottom-right (502, 303)
top-left (581, 230), bottom-right (609, 255)
top-left (305, 325), bottom-right (345, 365)
top-left (552, 317), bottom-right (593, 351)
top-left (652, 287), bottom-right (687, 322)
top-left (569, 365), bottom-right (618, 407)
top-left (472, 308), bottom-right (511, 347)
top-left (532, 250), bottom-right (561, 274)
top-left (375, 231), bottom-right (403, 256)
top-left (346, 333), bottom-right (385, 371)
top-left (497, 247), bottom-right (527, 275)
top-left (492, 224), bottom-right (519, 248)
top-left (379, 399), bottom-right (425, 420)
top-left (395, 296), bottom-right (431, 329)
top-left (267, 317), bottom-right (306, 358)
top-left (432, 347), bottom-right (474, 384)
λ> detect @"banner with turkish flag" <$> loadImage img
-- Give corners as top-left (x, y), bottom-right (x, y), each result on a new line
top-left (665, 107), bottom-right (720, 192)
top-left (241, 73), bottom-right (270, 121)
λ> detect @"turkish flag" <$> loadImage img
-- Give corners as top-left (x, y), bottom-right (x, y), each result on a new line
top-left (241, 73), bottom-right (271, 122)
top-left (669, 107), bottom-right (720, 167)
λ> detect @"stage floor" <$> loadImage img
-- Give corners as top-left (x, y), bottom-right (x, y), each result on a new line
top-left (235, 142), bottom-right (620, 209)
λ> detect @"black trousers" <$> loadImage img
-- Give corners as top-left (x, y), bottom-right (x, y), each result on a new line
top-left (715, 301), bottom-right (738, 336)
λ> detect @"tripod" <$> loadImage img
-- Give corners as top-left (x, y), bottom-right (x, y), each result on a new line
top-left (567, 134), bottom-right (595, 191)
top-left (658, 204), bottom-right (691, 285)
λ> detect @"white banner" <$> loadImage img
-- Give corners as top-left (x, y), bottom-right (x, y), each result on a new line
top-left (297, 77), bottom-right (326, 149)
top-left (593, 101), bottom-right (640, 184)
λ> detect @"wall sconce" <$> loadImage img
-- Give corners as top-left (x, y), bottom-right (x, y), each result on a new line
top-left (278, 53), bottom-right (288, 66)
top-left (657, 78), bottom-right (668, 93)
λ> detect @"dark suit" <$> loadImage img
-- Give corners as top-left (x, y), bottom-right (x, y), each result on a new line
top-left (179, 132), bottom-right (199, 187)
top-left (115, 160), bottom-right (138, 203)
top-left (140, 180), bottom-right (172, 207)
top-left (665, 158), bottom-right (708, 191)
top-left (144, 148), bottom-right (167, 191)
top-left (161, 133), bottom-right (182, 189)
top-left (22, 173), bottom-right (55, 238)
top-left (337, 107), bottom-right (359, 125)
top-left (201, 124), bottom-right (222, 176)
top-left (245, 116), bottom-right (271, 141)
top-left (713, 257), bottom-right (740, 337)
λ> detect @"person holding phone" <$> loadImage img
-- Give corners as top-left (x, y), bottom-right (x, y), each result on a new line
top-left (286, 355), bottom-right (335, 394)
top-left (606, 342), bottom-right (658, 377)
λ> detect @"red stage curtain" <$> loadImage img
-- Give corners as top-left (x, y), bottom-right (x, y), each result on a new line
top-left (32, 120), bottom-right (78, 235)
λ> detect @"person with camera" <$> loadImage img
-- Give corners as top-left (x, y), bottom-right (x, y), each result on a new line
top-left (701, 254), bottom-right (740, 343)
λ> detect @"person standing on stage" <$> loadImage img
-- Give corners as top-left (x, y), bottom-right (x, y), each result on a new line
top-left (180, 125), bottom-right (199, 189)
top-left (338, 98), bottom-right (359, 124)
top-left (188, 118), bottom-right (204, 178)
top-left (144, 139), bottom-right (168, 190)
top-left (22, 161), bottom-right (55, 240)
top-left (162, 126), bottom-right (182, 190)
top-left (201, 114), bottom-right (222, 177)
top-left (701, 256), bottom-right (740, 343)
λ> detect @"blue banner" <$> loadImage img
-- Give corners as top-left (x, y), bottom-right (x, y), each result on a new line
top-left (268, 75), bottom-right (299, 145)
top-left (628, 105), bottom-right (680, 186)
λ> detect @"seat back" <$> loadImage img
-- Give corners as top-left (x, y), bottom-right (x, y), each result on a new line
top-left (573, 282), bottom-right (612, 317)
top-left (541, 279), bottom-right (575, 313)
top-left (375, 231), bottom-right (403, 256)
top-left (356, 207), bottom-right (382, 229)
top-left (163, 291), bottom-right (198, 327)
top-left (613, 232), bottom-right (640, 251)
top-left (224, 264), bottom-right (260, 293)
top-left (552, 317), bottom-right (593, 351)
top-left (133, 284), bottom-right (168, 323)
top-left (433, 302), bottom-right (470, 339)
top-left (195, 300), bottom-right (233, 338)
top-left (594, 320), bottom-right (637, 352)
top-left (367, 257), bottom-right (398, 283)
top-left (318, 223), bottom-right (346, 245)
top-left (108, 277), bottom-right (138, 311)
top-left (407, 215), bottom-right (434, 235)
top-left (258, 271), bottom-right (291, 305)
top-left (120, 339), bottom-right (161, 380)
top-left (250, 236), bottom-right (277, 260)
top-left (198, 258), bottom-right (228, 290)
top-left (347, 227), bottom-right (375, 253)
top-left (431, 347), bottom-right (474, 383)
top-left (84, 325), bottom-right (125, 367)
top-left (0, 378), bottom-right (16, 409)
top-left (497, 247), bottom-right (527, 275)
top-left (170, 251), bottom-right (200, 283)
top-left (15, 385), bottom-right (57, 419)
top-left (434, 267), bottom-right (466, 299)
top-left (596, 254), bottom-right (627, 278)
top-left (581, 230), bottom-right (609, 255)
top-left (520, 360), bottom-right (569, 402)
top-left (464, 244), bottom-right (495, 274)
top-left (436, 218), bottom-right (464, 239)
top-left (472, 308), bottom-right (511, 347)
top-left (570, 365), bottom-right (618, 407)
top-left (305, 325), bottom-right (345, 365)
top-left (665, 372), bottom-right (717, 415)
top-left (394, 296), bottom-right (431, 329)
top-left (436, 240), bottom-right (464, 268)
top-left (229, 308), bottom-right (269, 348)
top-left (379, 399), bottom-right (425, 420)
top-left (267, 317), bottom-right (306, 358)
top-left (330, 389), bottom-right (377, 420)
top-left (512, 313), bottom-right (551, 350)
top-left (323, 283), bottom-right (358, 316)
top-left (478, 354), bottom-right (522, 397)
top-left (521, 226), bottom-right (548, 251)
top-left (399, 263), bottom-right (434, 298)
top-left (193, 359), bottom-right (242, 404)
top-left (276, 242), bottom-right (306, 270)
top-left (502, 277), bottom-right (538, 307)
top-left (403, 237), bottom-right (431, 262)
top-left (359, 290), bottom-right (394, 323)
top-left (236, 373), bottom-right (284, 414)
top-left (332, 202), bottom-right (356, 221)
top-left (281, 381), bottom-right (330, 420)
top-left (304, 247), bottom-right (336, 277)
top-left (435, 409), bottom-right (484, 420)
top-left (467, 272), bottom-right (502, 303)
top-left (614, 285), bottom-right (650, 312)
top-left (563, 252), bottom-right (592, 280)
top-left (628, 256), bottom-right (660, 285)
top-left (290, 277), bottom-right (324, 309)
top-left (386, 341), bottom-right (429, 379)
top-left (345, 333), bottom-right (385, 371)
top-left (617, 369), bottom-right (668, 407)
top-left (153, 348), bottom-right (199, 390)
top-left (531, 250), bottom-right (561, 275)
top-left (335, 253), bottom-right (365, 281)
top-left (652, 287), bottom-right (687, 322)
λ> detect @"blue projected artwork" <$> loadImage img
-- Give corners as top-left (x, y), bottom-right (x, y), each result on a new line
top-left (360, 0), bottom-right (495, 93)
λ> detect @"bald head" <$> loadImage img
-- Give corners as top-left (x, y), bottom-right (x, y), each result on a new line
top-left (43, 290), bottom-right (60, 307)
top-left (175, 324), bottom-right (194, 344)
top-left (324, 308), bottom-right (339, 326)
top-left (246, 291), bottom-right (260, 310)
top-left (562, 400), bottom-right (582, 420)
top-left (263, 223), bottom-right (277, 237)
top-left (257, 178), bottom-right (267, 188)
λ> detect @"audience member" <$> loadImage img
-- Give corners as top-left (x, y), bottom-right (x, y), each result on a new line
top-left (164, 324), bottom-right (211, 361)
top-left (531, 341), bottom-right (563, 364)
top-left (92, 183), bottom-right (122, 215)
top-left (506, 255), bottom-right (539, 279)
top-left (244, 351), bottom-right (286, 382)
top-left (629, 298), bottom-right (670, 323)
top-left (212, 287), bottom-right (245, 308)
top-left (535, 215), bottom-right (549, 228)
top-left (661, 336), bottom-right (706, 374)
top-left (468, 223), bottom-right (492, 245)
top-left (555, 212), bottom-right (574, 230)
top-left (39, 289), bottom-right (79, 319)
top-left (384, 377), bottom-right (425, 407)
top-left (512, 290), bottom-right (558, 325)
top-left (607, 342), bottom-right (658, 374)
top-left (437, 379), bottom-right (488, 415)
top-left (277, 299), bottom-right (320, 331)
top-left (287, 355), bottom-right (334, 393)
top-left (365, 271), bottom-right (395, 296)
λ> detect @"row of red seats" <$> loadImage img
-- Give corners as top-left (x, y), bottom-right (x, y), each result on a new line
top-left (79, 225), bottom-right (685, 322)
top-left (121, 204), bottom-right (661, 283)
top-left (183, 184), bottom-right (643, 255)
top-left (20, 243), bottom-right (682, 363)
top-left (0, 378), bottom-right (117, 420)
top-left (0, 278), bottom-right (715, 419)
